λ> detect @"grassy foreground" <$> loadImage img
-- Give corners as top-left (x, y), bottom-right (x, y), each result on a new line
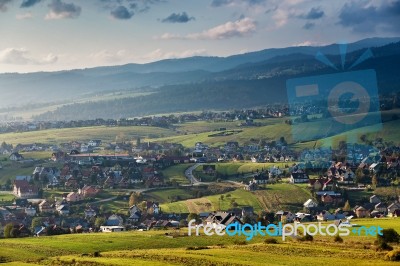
top-left (0, 218), bottom-right (399, 265)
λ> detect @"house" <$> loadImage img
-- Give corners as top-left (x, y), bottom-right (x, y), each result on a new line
top-left (66, 192), bottom-right (84, 202)
top-left (51, 151), bottom-right (69, 162)
top-left (321, 193), bottom-right (343, 205)
top-left (146, 201), bottom-right (160, 214)
top-left (253, 173), bottom-right (268, 184)
top-left (309, 179), bottom-right (323, 191)
top-left (289, 172), bottom-right (309, 184)
top-left (374, 202), bottom-right (387, 213)
top-left (369, 195), bottom-right (381, 204)
top-left (84, 207), bottom-right (97, 219)
top-left (316, 211), bottom-right (336, 221)
top-left (205, 212), bottom-right (243, 227)
top-left (88, 140), bottom-right (102, 147)
top-left (39, 200), bottom-right (54, 213)
top-left (13, 180), bottom-right (38, 198)
top-left (106, 214), bottom-right (124, 226)
top-left (56, 205), bottom-right (70, 215)
top-left (244, 180), bottom-right (258, 191)
top-left (387, 202), bottom-right (400, 217)
top-left (9, 152), bottom-right (24, 161)
top-left (303, 199), bottom-right (318, 209)
top-left (81, 185), bottom-right (99, 198)
top-left (100, 226), bottom-right (125, 232)
top-left (275, 211), bottom-right (296, 223)
top-left (25, 207), bottom-right (37, 216)
top-left (355, 206), bottom-right (369, 218)
top-left (241, 206), bottom-right (254, 218)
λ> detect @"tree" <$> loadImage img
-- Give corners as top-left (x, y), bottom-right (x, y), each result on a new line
top-left (187, 213), bottom-right (200, 223)
top-left (4, 223), bottom-right (14, 238)
top-left (343, 200), bottom-right (351, 211)
top-left (95, 217), bottom-right (106, 228)
top-left (129, 192), bottom-right (140, 207)
top-left (372, 174), bottom-right (378, 188)
top-left (31, 217), bottom-right (42, 232)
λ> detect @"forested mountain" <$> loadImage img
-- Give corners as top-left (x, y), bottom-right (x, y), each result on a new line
top-left (34, 41), bottom-right (400, 121)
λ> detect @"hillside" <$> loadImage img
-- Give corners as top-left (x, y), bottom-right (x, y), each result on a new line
top-left (160, 184), bottom-right (312, 213)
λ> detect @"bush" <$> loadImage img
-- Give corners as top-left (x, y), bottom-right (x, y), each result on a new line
top-left (378, 228), bottom-right (400, 244)
top-left (334, 235), bottom-right (343, 243)
top-left (385, 249), bottom-right (400, 261)
top-left (264, 238), bottom-right (278, 244)
top-left (186, 246), bottom-right (210, 251)
top-left (93, 251), bottom-right (101, 257)
top-left (298, 234), bottom-right (313, 242)
top-left (233, 240), bottom-right (247, 245)
top-left (376, 242), bottom-right (393, 251)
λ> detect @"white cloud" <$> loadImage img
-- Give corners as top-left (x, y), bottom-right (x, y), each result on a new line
top-left (0, 48), bottom-right (58, 65)
top-left (16, 12), bottom-right (33, 20)
top-left (140, 48), bottom-right (207, 62)
top-left (90, 49), bottom-right (127, 63)
top-left (158, 17), bottom-right (256, 40)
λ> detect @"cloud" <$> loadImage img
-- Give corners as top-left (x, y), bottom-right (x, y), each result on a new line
top-left (141, 48), bottom-right (207, 62)
top-left (16, 12), bottom-right (33, 19)
top-left (211, 0), bottom-right (233, 7)
top-left (90, 49), bottom-right (127, 63)
top-left (211, 0), bottom-right (266, 7)
top-left (0, 48), bottom-right (58, 65)
top-left (161, 12), bottom-right (194, 23)
top-left (45, 0), bottom-right (81, 20)
top-left (99, 0), bottom-right (165, 16)
top-left (20, 0), bottom-right (41, 8)
top-left (338, 0), bottom-right (400, 33)
top-left (159, 17), bottom-right (256, 40)
top-left (110, 5), bottom-right (133, 19)
top-left (0, 0), bottom-right (12, 12)
top-left (303, 22), bottom-right (315, 30)
top-left (299, 7), bottom-right (324, 20)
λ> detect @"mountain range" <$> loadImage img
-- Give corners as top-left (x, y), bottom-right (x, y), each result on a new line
top-left (0, 37), bottom-right (399, 120)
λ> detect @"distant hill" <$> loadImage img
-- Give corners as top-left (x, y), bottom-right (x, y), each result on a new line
top-left (34, 41), bottom-right (400, 120)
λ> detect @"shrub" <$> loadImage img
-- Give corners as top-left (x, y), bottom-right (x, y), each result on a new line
top-left (186, 246), bottom-right (210, 251)
top-left (93, 251), bottom-right (101, 257)
top-left (233, 240), bottom-right (247, 245)
top-left (376, 242), bottom-right (393, 251)
top-left (385, 249), bottom-right (400, 261)
top-left (378, 228), bottom-right (400, 244)
top-left (298, 234), bottom-right (313, 242)
top-left (264, 238), bottom-right (278, 244)
top-left (334, 235), bottom-right (343, 243)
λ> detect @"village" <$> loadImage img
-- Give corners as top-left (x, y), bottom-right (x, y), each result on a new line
top-left (0, 132), bottom-right (398, 238)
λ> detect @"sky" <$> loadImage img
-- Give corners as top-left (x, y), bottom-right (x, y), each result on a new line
top-left (0, 0), bottom-right (399, 73)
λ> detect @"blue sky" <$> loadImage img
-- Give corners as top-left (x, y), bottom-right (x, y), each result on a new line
top-left (0, 0), bottom-right (398, 73)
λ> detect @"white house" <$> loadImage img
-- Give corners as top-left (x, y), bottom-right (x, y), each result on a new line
top-left (303, 199), bottom-right (318, 208)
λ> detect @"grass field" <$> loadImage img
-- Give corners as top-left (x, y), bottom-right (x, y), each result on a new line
top-left (0, 126), bottom-right (176, 146)
top-left (0, 218), bottom-right (398, 265)
top-left (145, 188), bottom-right (194, 203)
top-left (160, 184), bottom-right (312, 214)
top-left (161, 164), bottom-right (193, 184)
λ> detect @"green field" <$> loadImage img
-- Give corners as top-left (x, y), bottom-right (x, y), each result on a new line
top-left (145, 188), bottom-right (195, 203)
top-left (0, 126), bottom-right (176, 146)
top-left (160, 184), bottom-right (312, 213)
top-left (161, 164), bottom-right (193, 184)
top-left (0, 218), bottom-right (399, 265)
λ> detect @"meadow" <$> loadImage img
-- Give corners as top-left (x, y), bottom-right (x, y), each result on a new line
top-left (0, 218), bottom-right (398, 265)
top-left (160, 183), bottom-right (312, 213)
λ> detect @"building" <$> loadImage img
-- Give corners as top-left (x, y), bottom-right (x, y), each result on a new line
top-left (9, 152), bottom-right (24, 161)
top-left (289, 172), bottom-right (309, 184)
top-left (13, 180), bottom-right (38, 198)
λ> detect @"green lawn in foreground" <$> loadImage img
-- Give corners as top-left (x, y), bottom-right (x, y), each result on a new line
top-left (161, 164), bottom-right (193, 184)
top-left (0, 218), bottom-right (398, 266)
